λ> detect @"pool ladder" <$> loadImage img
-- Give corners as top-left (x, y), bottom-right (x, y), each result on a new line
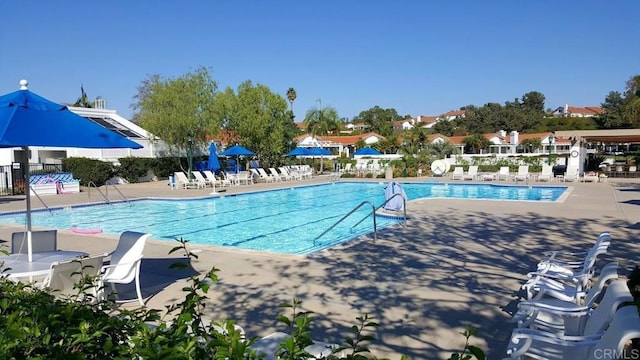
top-left (313, 193), bottom-right (407, 246)
top-left (87, 181), bottom-right (131, 206)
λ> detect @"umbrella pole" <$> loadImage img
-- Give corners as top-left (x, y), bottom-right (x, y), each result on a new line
top-left (23, 146), bottom-right (33, 262)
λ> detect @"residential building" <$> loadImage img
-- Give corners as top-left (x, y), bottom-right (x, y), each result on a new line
top-left (552, 104), bottom-right (604, 117)
top-left (294, 132), bottom-right (385, 157)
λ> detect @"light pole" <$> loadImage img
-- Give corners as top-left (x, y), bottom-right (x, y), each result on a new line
top-left (548, 132), bottom-right (555, 165)
top-left (187, 136), bottom-right (193, 180)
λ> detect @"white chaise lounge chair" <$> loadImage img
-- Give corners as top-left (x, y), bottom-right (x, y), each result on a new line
top-left (514, 165), bottom-right (530, 182)
top-left (462, 165), bottom-right (478, 180)
top-left (537, 164), bottom-right (553, 182)
top-left (451, 167), bottom-right (464, 180)
top-left (101, 231), bottom-right (151, 306)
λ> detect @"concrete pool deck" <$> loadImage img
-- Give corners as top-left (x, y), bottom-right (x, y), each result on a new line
top-left (1, 175), bottom-right (640, 359)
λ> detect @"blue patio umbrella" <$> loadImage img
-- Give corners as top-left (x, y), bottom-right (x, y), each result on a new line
top-left (286, 147), bottom-right (310, 156)
top-left (354, 147), bottom-right (381, 156)
top-left (220, 144), bottom-right (255, 173)
top-left (0, 80), bottom-right (143, 261)
top-left (207, 141), bottom-right (221, 172)
top-left (306, 147), bottom-right (331, 156)
top-left (220, 144), bottom-right (255, 157)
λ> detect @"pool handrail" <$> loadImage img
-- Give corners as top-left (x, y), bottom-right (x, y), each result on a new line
top-left (29, 185), bottom-right (53, 214)
top-left (87, 181), bottom-right (131, 206)
top-left (313, 201), bottom-right (377, 246)
top-left (351, 193), bottom-right (407, 230)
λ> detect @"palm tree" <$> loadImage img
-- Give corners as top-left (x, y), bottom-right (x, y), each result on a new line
top-left (73, 84), bottom-right (93, 108)
top-left (304, 99), bottom-right (339, 172)
top-left (462, 134), bottom-right (492, 154)
top-left (423, 141), bottom-right (460, 158)
top-left (286, 87), bottom-right (297, 120)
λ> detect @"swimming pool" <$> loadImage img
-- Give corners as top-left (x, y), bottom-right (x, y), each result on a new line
top-left (0, 182), bottom-right (567, 255)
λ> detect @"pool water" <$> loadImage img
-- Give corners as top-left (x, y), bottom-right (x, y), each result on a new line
top-left (0, 182), bottom-right (566, 255)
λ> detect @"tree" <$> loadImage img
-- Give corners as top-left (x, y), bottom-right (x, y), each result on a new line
top-left (624, 75), bottom-right (640, 127)
top-left (225, 81), bottom-right (290, 167)
top-left (520, 138), bottom-right (542, 153)
top-left (73, 85), bottom-right (93, 108)
top-left (462, 134), bottom-right (492, 154)
top-left (352, 106), bottom-right (399, 137)
top-left (286, 87), bottom-right (297, 121)
top-left (595, 91), bottom-right (628, 129)
top-left (423, 141), bottom-right (460, 158)
top-left (433, 117), bottom-right (455, 136)
top-left (304, 100), bottom-right (340, 172)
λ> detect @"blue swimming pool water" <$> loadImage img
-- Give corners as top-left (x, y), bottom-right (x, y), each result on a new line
top-left (0, 182), bottom-right (566, 255)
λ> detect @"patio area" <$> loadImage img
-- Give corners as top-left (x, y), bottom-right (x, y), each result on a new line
top-left (1, 175), bottom-right (640, 359)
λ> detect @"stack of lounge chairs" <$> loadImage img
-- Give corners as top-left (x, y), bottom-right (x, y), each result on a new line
top-left (502, 232), bottom-right (640, 359)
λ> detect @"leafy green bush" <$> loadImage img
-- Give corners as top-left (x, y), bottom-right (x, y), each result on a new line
top-left (0, 238), bottom-right (486, 359)
top-left (117, 157), bottom-right (156, 183)
top-left (62, 157), bottom-right (116, 186)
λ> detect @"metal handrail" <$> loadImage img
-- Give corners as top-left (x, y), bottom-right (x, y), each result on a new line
top-left (86, 181), bottom-right (131, 205)
top-left (87, 181), bottom-right (111, 205)
top-left (105, 183), bottom-right (130, 205)
top-left (352, 193), bottom-right (407, 230)
top-left (313, 201), bottom-right (377, 246)
top-left (28, 185), bottom-right (52, 214)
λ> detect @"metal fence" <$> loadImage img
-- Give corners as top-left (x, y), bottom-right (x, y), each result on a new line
top-left (0, 163), bottom-right (63, 196)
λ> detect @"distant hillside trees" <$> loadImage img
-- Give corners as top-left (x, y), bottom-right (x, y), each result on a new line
top-left (352, 106), bottom-right (401, 137)
top-left (596, 74), bottom-right (640, 129)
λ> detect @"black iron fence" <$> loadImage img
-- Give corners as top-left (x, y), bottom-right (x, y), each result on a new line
top-left (0, 163), bottom-right (63, 196)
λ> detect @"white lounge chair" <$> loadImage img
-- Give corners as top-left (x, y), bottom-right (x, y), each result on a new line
top-left (250, 331), bottom-right (344, 360)
top-left (505, 286), bottom-right (638, 360)
top-left (537, 164), bottom-right (553, 182)
top-left (514, 279), bottom-right (631, 339)
top-left (514, 165), bottom-right (530, 182)
top-left (101, 231), bottom-right (151, 306)
top-left (462, 165), bottom-right (478, 180)
top-left (203, 170), bottom-right (228, 187)
top-left (451, 166), bottom-right (464, 180)
top-left (42, 254), bottom-right (105, 301)
top-left (192, 171), bottom-right (212, 187)
top-left (522, 240), bottom-right (610, 299)
top-left (563, 167), bottom-right (579, 182)
top-left (257, 168), bottom-right (276, 182)
top-left (497, 166), bottom-right (510, 181)
top-left (268, 167), bottom-right (284, 181)
top-left (174, 171), bottom-right (202, 189)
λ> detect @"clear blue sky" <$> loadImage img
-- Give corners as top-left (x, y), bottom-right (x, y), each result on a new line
top-left (1, 1), bottom-right (638, 122)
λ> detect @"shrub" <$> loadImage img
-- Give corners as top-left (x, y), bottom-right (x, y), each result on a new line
top-left (0, 238), bottom-right (486, 359)
top-left (62, 157), bottom-right (116, 186)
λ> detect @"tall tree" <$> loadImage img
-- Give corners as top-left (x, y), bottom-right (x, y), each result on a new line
top-left (286, 87), bottom-right (297, 121)
top-left (304, 100), bottom-right (339, 171)
top-left (624, 75), bottom-right (640, 127)
top-left (595, 91), bottom-right (628, 129)
top-left (132, 66), bottom-right (219, 156)
top-left (352, 106), bottom-right (399, 136)
top-left (224, 81), bottom-right (290, 167)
